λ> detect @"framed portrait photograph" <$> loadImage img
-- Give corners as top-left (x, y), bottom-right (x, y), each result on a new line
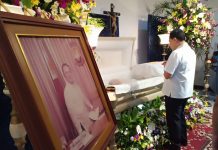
top-left (0, 12), bottom-right (116, 150)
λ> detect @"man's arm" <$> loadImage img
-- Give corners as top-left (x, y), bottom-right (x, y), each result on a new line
top-left (162, 61), bottom-right (171, 79)
top-left (163, 52), bottom-right (179, 79)
top-left (164, 71), bottom-right (172, 79)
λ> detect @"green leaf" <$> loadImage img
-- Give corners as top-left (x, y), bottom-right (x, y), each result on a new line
top-left (21, 0), bottom-right (32, 8)
top-left (139, 116), bottom-right (144, 124)
top-left (131, 107), bottom-right (139, 119)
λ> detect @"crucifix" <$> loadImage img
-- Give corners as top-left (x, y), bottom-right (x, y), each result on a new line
top-left (103, 3), bottom-right (120, 37)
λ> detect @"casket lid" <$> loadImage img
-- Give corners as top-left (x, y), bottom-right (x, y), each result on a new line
top-left (95, 37), bottom-right (135, 70)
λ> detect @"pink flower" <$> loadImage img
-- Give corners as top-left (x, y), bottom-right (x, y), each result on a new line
top-left (82, 0), bottom-right (90, 3)
top-left (12, 0), bottom-right (20, 6)
top-left (58, 0), bottom-right (68, 8)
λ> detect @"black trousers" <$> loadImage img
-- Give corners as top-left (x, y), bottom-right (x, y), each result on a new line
top-left (0, 95), bottom-right (17, 150)
top-left (165, 96), bottom-right (188, 150)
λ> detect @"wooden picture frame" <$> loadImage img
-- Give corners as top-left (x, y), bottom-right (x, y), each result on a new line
top-left (0, 12), bottom-right (116, 150)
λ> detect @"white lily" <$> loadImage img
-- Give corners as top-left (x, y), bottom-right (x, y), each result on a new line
top-left (136, 125), bottom-right (142, 134)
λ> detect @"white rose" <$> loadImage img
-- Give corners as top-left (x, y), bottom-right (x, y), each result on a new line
top-left (159, 104), bottom-right (165, 110)
top-left (198, 101), bottom-right (203, 106)
top-left (51, 9), bottom-right (58, 15)
top-left (198, 13), bottom-right (205, 18)
top-left (197, 3), bottom-right (203, 9)
top-left (59, 8), bottom-right (66, 15)
top-left (179, 26), bottom-right (185, 31)
top-left (190, 9), bottom-right (196, 13)
top-left (205, 22), bottom-right (212, 29)
top-left (188, 98), bottom-right (194, 103)
top-left (51, 3), bottom-right (59, 10)
top-left (143, 129), bottom-right (147, 136)
top-left (200, 31), bottom-right (206, 37)
top-left (44, 0), bottom-right (52, 3)
top-left (81, 2), bottom-right (88, 11)
top-left (196, 38), bottom-right (201, 43)
top-left (53, 1), bottom-right (59, 7)
top-left (148, 123), bottom-right (155, 131)
top-left (167, 24), bottom-right (173, 32)
top-left (137, 104), bottom-right (143, 109)
top-left (148, 136), bottom-right (153, 142)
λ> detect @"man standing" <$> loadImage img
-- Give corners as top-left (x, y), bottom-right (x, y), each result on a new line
top-left (61, 63), bottom-right (93, 133)
top-left (162, 29), bottom-right (196, 150)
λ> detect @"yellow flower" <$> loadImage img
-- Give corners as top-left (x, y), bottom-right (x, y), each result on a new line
top-left (176, 3), bottom-right (182, 9)
top-left (205, 102), bottom-right (209, 107)
top-left (178, 18), bottom-right (183, 25)
top-left (186, 121), bottom-right (190, 126)
top-left (71, 2), bottom-right (81, 12)
top-left (90, 1), bottom-right (96, 8)
top-left (186, 1), bottom-right (192, 8)
top-left (172, 11), bottom-right (177, 17)
top-left (31, 0), bottom-right (40, 6)
top-left (202, 6), bottom-right (208, 11)
top-left (190, 16), bottom-right (198, 23)
top-left (142, 143), bottom-right (148, 149)
top-left (194, 117), bottom-right (197, 122)
top-left (75, 12), bottom-right (81, 18)
top-left (157, 26), bottom-right (162, 32)
top-left (182, 18), bottom-right (187, 24)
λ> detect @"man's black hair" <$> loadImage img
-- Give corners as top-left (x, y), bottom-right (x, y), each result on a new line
top-left (170, 29), bottom-right (186, 41)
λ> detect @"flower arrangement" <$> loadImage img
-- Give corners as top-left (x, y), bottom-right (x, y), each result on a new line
top-left (154, 0), bottom-right (217, 56)
top-left (115, 92), bottom-right (210, 149)
top-left (3, 0), bottom-right (96, 24)
top-left (115, 97), bottom-right (169, 150)
top-left (185, 91), bottom-right (210, 129)
top-left (64, 0), bottom-right (96, 24)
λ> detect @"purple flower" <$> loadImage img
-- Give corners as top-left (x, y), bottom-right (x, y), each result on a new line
top-left (58, 0), bottom-right (67, 8)
top-left (12, 0), bottom-right (20, 6)
top-left (134, 134), bottom-right (139, 140)
top-left (189, 106), bottom-right (193, 112)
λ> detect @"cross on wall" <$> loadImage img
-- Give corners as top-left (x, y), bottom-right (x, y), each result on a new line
top-left (103, 3), bottom-right (120, 37)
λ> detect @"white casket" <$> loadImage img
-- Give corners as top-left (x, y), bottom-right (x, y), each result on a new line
top-left (95, 37), bottom-right (164, 113)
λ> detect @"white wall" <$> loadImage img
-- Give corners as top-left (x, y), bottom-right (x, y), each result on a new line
top-left (92, 0), bottom-right (163, 64)
top-left (92, 0), bottom-right (218, 87)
